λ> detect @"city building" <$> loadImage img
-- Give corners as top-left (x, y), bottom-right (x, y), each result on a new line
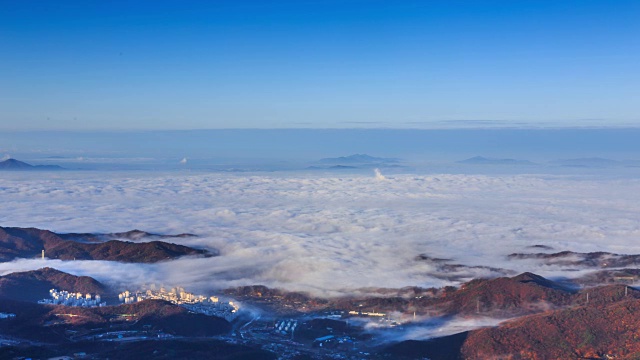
top-left (38, 289), bottom-right (106, 307)
top-left (117, 286), bottom-right (239, 320)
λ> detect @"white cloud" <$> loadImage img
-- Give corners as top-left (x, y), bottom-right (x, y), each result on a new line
top-left (1, 171), bottom-right (640, 297)
top-left (366, 315), bottom-right (508, 344)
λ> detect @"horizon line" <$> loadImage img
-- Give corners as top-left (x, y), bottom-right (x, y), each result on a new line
top-left (2, 125), bottom-right (640, 133)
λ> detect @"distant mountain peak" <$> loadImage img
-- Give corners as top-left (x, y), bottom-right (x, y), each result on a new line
top-left (0, 158), bottom-right (64, 171)
top-left (317, 154), bottom-right (399, 164)
top-left (511, 272), bottom-right (567, 290)
top-left (457, 156), bottom-right (534, 165)
top-left (0, 267), bottom-right (107, 302)
top-left (552, 157), bottom-right (619, 168)
top-left (0, 158), bottom-right (33, 168)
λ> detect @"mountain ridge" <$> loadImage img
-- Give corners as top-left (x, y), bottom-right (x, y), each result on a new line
top-left (457, 156), bottom-right (535, 165)
top-left (0, 226), bottom-right (211, 262)
top-left (0, 158), bottom-right (64, 170)
top-left (0, 267), bottom-right (108, 302)
top-left (317, 154), bottom-right (400, 164)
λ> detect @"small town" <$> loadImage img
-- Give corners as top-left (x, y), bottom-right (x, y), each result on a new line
top-left (118, 286), bottom-right (240, 321)
top-left (38, 289), bottom-right (106, 308)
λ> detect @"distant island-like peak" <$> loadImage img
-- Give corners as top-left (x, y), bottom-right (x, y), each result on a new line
top-left (317, 154), bottom-right (400, 164)
top-left (457, 156), bottom-right (535, 165)
top-left (0, 158), bottom-right (64, 171)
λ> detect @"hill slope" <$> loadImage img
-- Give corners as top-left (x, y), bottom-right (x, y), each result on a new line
top-left (0, 267), bottom-right (107, 302)
top-left (462, 297), bottom-right (640, 359)
top-left (0, 298), bottom-right (232, 343)
top-left (0, 226), bottom-right (211, 262)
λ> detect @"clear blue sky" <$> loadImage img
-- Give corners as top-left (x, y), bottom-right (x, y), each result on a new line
top-left (1, 0), bottom-right (639, 130)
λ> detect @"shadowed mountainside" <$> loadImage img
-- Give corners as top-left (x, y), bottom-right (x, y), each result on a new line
top-left (0, 339), bottom-right (276, 360)
top-left (0, 269), bottom-right (230, 338)
top-left (0, 298), bottom-right (232, 343)
top-left (382, 332), bottom-right (469, 360)
top-left (0, 267), bottom-right (107, 302)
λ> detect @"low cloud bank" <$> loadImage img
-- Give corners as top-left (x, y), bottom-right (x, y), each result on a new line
top-left (1, 172), bottom-right (640, 297)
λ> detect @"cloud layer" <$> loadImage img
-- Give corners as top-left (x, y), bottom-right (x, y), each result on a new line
top-left (1, 171), bottom-right (640, 296)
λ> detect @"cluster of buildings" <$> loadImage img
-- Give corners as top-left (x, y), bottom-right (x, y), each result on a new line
top-left (347, 310), bottom-right (400, 328)
top-left (274, 319), bottom-right (298, 335)
top-left (347, 310), bottom-right (386, 317)
top-left (38, 289), bottom-right (106, 307)
top-left (118, 286), bottom-right (239, 320)
top-left (118, 287), bottom-right (219, 305)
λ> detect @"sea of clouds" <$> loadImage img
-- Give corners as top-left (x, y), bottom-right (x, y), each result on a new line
top-left (1, 170), bottom-right (640, 297)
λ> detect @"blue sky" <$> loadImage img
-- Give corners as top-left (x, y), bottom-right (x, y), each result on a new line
top-left (1, 0), bottom-right (639, 130)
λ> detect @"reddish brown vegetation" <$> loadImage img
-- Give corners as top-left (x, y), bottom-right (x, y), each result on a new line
top-left (0, 267), bottom-right (107, 302)
top-left (438, 272), bottom-right (575, 315)
top-left (0, 226), bottom-right (209, 262)
top-left (320, 272), bottom-right (577, 317)
top-left (462, 299), bottom-right (640, 359)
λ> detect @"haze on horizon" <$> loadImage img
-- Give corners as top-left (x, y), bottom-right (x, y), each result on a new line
top-left (1, 0), bottom-right (640, 131)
